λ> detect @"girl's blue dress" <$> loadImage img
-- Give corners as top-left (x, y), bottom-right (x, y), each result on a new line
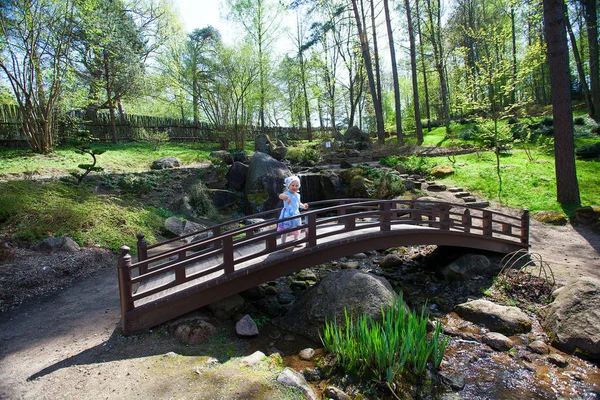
top-left (277, 190), bottom-right (302, 232)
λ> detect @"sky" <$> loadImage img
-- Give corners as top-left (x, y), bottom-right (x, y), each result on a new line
top-left (172, 0), bottom-right (235, 42)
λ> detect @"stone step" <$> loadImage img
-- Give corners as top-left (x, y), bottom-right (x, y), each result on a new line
top-left (462, 196), bottom-right (477, 203)
top-left (448, 187), bottom-right (464, 192)
top-left (454, 192), bottom-right (471, 198)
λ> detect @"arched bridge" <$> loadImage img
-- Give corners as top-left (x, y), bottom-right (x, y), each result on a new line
top-left (117, 199), bottom-right (529, 335)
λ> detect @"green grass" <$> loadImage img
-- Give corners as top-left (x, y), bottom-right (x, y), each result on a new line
top-left (430, 151), bottom-right (600, 213)
top-left (0, 180), bottom-right (165, 252)
top-left (0, 141), bottom-right (230, 177)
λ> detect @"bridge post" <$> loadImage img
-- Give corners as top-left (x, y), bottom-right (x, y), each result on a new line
top-left (462, 209), bottom-right (471, 233)
top-left (307, 214), bottom-right (317, 247)
top-left (223, 236), bottom-right (234, 274)
top-left (117, 245), bottom-right (134, 333)
top-left (440, 204), bottom-right (451, 230)
top-left (136, 234), bottom-right (148, 274)
top-left (521, 209), bottom-right (530, 246)
top-left (212, 226), bottom-right (222, 250)
top-left (482, 210), bottom-right (493, 237)
top-left (380, 202), bottom-right (391, 231)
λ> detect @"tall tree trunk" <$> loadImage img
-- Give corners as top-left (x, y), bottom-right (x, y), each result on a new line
top-left (370, 0), bottom-right (384, 140)
top-left (565, 4), bottom-right (594, 117)
top-left (583, 0), bottom-right (599, 121)
top-left (103, 48), bottom-right (118, 144)
top-left (352, 0), bottom-right (385, 143)
top-left (404, 0), bottom-right (423, 144)
top-left (384, 0), bottom-right (404, 145)
top-left (543, 0), bottom-right (580, 205)
top-left (415, 0), bottom-right (431, 131)
top-left (299, 51), bottom-right (312, 141)
top-left (510, 5), bottom-right (518, 105)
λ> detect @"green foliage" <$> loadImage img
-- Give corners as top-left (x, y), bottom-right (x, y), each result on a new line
top-left (575, 142), bottom-right (600, 159)
top-left (188, 183), bottom-right (222, 221)
top-left (0, 180), bottom-right (163, 252)
top-left (64, 115), bottom-right (105, 184)
top-left (379, 155), bottom-right (433, 176)
top-left (134, 128), bottom-right (170, 151)
top-left (285, 147), bottom-right (320, 164)
top-left (321, 293), bottom-right (448, 388)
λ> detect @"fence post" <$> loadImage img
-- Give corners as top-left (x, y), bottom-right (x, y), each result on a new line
top-left (118, 245), bottom-right (134, 334)
top-left (380, 202), bottom-right (391, 231)
top-left (212, 226), bottom-right (222, 250)
top-left (521, 209), bottom-right (530, 246)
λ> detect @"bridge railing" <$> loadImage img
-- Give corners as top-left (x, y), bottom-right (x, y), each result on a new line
top-left (117, 199), bottom-right (529, 323)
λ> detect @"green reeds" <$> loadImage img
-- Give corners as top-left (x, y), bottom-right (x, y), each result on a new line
top-left (321, 292), bottom-right (448, 386)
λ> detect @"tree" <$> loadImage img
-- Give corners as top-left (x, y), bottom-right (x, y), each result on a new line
top-left (582, 0), bottom-right (599, 121)
top-left (402, 0), bottom-right (423, 144)
top-left (384, 0), bottom-right (404, 144)
top-left (351, 0), bottom-right (385, 143)
top-left (0, 0), bottom-right (76, 153)
top-left (543, 0), bottom-right (580, 205)
top-left (226, 0), bottom-right (282, 152)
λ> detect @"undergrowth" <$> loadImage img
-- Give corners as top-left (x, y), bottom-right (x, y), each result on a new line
top-left (0, 180), bottom-right (164, 252)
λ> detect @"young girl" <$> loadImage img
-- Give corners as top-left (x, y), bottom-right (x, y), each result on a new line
top-left (277, 175), bottom-right (308, 243)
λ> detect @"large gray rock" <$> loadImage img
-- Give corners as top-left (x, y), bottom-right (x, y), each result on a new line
top-left (283, 269), bottom-right (396, 342)
top-left (438, 254), bottom-right (492, 281)
top-left (151, 156), bottom-right (181, 170)
top-left (320, 171), bottom-right (345, 199)
top-left (542, 277), bottom-right (600, 360)
top-left (209, 189), bottom-right (240, 210)
top-left (226, 161), bottom-right (249, 191)
top-left (210, 150), bottom-right (233, 165)
top-left (299, 173), bottom-right (324, 203)
top-left (244, 152), bottom-right (291, 214)
top-left (36, 236), bottom-right (80, 252)
top-left (164, 217), bottom-right (209, 243)
top-left (454, 299), bottom-right (532, 334)
top-left (277, 368), bottom-right (318, 400)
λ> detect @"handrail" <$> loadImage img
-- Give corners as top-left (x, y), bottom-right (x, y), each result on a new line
top-left (118, 199), bottom-right (529, 333)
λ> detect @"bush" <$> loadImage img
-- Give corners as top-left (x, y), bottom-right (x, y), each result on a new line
top-left (285, 147), bottom-right (320, 164)
top-left (188, 183), bottom-right (221, 221)
top-left (574, 117), bottom-right (586, 126)
top-left (321, 293), bottom-right (448, 389)
top-left (134, 128), bottom-right (170, 151)
top-left (373, 172), bottom-right (405, 199)
top-left (575, 142), bottom-right (600, 159)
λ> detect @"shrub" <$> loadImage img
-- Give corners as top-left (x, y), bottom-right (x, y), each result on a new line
top-left (188, 183), bottom-right (221, 221)
top-left (575, 142), bottom-right (600, 159)
top-left (574, 117), bottom-right (586, 126)
top-left (321, 293), bottom-right (448, 390)
top-left (134, 128), bottom-right (170, 151)
top-left (373, 172), bottom-right (405, 199)
top-left (541, 117), bottom-right (553, 127)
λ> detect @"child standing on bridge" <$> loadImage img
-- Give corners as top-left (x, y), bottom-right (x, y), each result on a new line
top-left (277, 175), bottom-right (308, 244)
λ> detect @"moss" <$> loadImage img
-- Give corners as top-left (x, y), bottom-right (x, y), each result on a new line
top-left (533, 211), bottom-right (568, 226)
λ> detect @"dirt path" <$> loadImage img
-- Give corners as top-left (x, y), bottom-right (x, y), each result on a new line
top-left (1, 201), bottom-right (599, 399)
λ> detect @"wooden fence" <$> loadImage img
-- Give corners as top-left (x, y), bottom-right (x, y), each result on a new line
top-left (0, 105), bottom-right (337, 147)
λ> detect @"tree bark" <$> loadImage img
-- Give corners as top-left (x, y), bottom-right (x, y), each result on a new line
top-left (415, 0), bottom-right (431, 131)
top-left (583, 0), bottom-right (599, 121)
top-left (565, 4), bottom-right (594, 117)
top-left (543, 0), bottom-right (580, 205)
top-left (103, 48), bottom-right (118, 144)
top-left (404, 0), bottom-right (423, 144)
top-left (384, 0), bottom-right (404, 145)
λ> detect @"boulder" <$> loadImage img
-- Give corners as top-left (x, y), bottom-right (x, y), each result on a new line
top-left (299, 173), bottom-right (324, 203)
top-left (233, 151), bottom-right (248, 163)
top-left (438, 254), bottom-right (492, 281)
top-left (542, 277), bottom-right (600, 360)
top-left (320, 171), bottom-right (346, 199)
top-left (168, 315), bottom-right (217, 345)
top-left (36, 236), bottom-right (80, 252)
top-left (164, 217), bottom-right (209, 243)
top-left (226, 161), bottom-right (249, 191)
top-left (454, 299), bottom-right (532, 334)
top-left (209, 189), bottom-right (241, 210)
top-left (207, 294), bottom-right (246, 319)
top-left (210, 150), bottom-right (233, 165)
top-left (283, 269), bottom-right (396, 342)
top-left (151, 156), bottom-right (181, 170)
top-left (235, 314), bottom-right (259, 337)
top-left (430, 165), bottom-right (455, 178)
top-left (244, 152), bottom-right (292, 214)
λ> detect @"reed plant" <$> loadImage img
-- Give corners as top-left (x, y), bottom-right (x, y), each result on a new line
top-left (321, 293), bottom-right (448, 388)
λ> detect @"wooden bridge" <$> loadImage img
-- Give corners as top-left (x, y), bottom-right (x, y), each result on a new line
top-left (117, 199), bottom-right (529, 335)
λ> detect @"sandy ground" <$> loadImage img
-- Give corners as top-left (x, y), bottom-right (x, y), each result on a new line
top-left (0, 202), bottom-right (599, 399)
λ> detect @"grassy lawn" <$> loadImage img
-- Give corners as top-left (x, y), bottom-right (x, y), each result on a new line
top-left (0, 141), bottom-right (230, 177)
top-left (429, 151), bottom-right (599, 214)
